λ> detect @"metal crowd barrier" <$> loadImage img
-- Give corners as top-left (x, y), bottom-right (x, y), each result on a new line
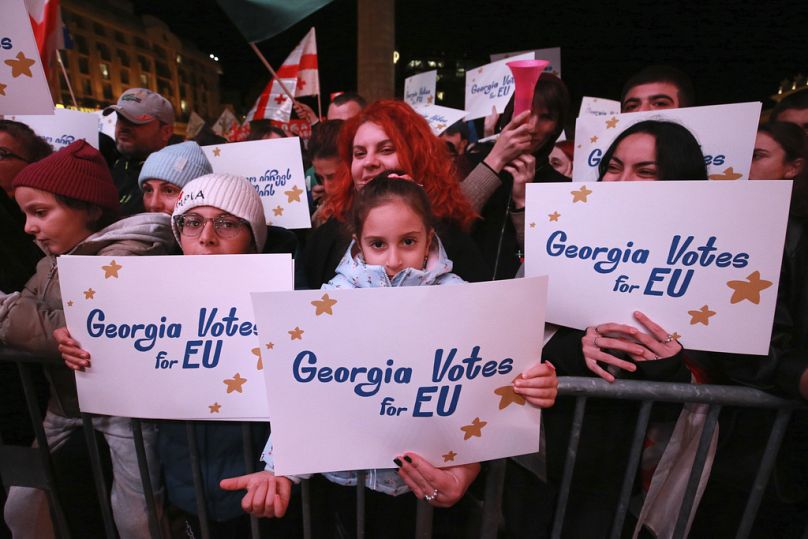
top-left (2, 347), bottom-right (806, 539)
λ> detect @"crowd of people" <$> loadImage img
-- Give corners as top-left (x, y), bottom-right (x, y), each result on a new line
top-left (0, 63), bottom-right (806, 538)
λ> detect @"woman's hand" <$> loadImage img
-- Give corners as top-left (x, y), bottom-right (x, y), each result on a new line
top-left (483, 110), bottom-right (534, 172)
top-left (582, 311), bottom-right (683, 382)
top-left (513, 361), bottom-right (557, 408)
top-left (293, 101), bottom-right (318, 125)
top-left (220, 471), bottom-right (292, 518)
top-left (504, 153), bottom-right (536, 209)
top-left (395, 453), bottom-right (480, 508)
top-left (53, 326), bottom-right (91, 371)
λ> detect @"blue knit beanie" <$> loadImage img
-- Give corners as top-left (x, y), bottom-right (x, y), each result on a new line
top-left (138, 141), bottom-right (212, 189)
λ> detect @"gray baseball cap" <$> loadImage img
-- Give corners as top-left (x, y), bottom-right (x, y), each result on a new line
top-left (103, 88), bottom-right (174, 125)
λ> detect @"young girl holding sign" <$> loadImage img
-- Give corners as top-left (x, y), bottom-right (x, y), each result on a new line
top-left (221, 173), bottom-right (558, 537)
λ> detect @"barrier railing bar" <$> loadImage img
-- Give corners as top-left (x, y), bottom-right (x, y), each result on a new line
top-left (356, 469), bottom-right (366, 539)
top-left (132, 418), bottom-right (163, 539)
top-left (80, 413), bottom-right (116, 538)
top-left (240, 423), bottom-right (260, 539)
top-left (610, 400), bottom-right (653, 539)
top-left (185, 422), bottom-right (210, 539)
top-left (415, 499), bottom-right (434, 538)
top-left (301, 478), bottom-right (312, 539)
top-left (479, 458), bottom-right (506, 539)
top-left (672, 404), bottom-right (721, 539)
top-left (550, 396), bottom-right (587, 539)
top-left (735, 407), bottom-right (793, 539)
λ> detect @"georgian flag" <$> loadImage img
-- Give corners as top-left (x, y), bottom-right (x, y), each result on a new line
top-left (246, 78), bottom-right (298, 124)
top-left (24, 0), bottom-right (64, 79)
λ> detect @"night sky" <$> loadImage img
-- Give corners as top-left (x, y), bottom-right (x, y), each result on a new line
top-left (131, 0), bottom-right (808, 116)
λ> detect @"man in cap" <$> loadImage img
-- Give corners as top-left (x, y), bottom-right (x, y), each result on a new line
top-left (103, 88), bottom-right (174, 215)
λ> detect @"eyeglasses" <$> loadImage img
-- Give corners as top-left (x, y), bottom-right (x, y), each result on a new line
top-left (174, 213), bottom-right (248, 239)
top-left (0, 147), bottom-right (31, 163)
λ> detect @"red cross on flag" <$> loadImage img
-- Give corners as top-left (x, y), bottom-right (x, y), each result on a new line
top-left (246, 78), bottom-right (298, 123)
top-left (24, 0), bottom-right (64, 79)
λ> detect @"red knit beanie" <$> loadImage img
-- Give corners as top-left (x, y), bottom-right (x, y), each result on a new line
top-left (12, 140), bottom-right (120, 211)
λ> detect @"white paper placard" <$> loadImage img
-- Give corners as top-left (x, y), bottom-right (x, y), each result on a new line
top-left (524, 181), bottom-right (791, 354)
top-left (404, 70), bottom-right (437, 108)
top-left (572, 102), bottom-right (762, 182)
top-left (94, 109), bottom-right (118, 140)
top-left (490, 47), bottom-right (561, 78)
top-left (578, 96), bottom-right (621, 119)
top-left (252, 278), bottom-right (548, 476)
top-left (59, 254), bottom-right (294, 420)
top-left (0, 0), bottom-right (54, 115)
top-left (203, 138), bottom-right (312, 230)
top-left (413, 104), bottom-right (467, 136)
top-left (464, 52), bottom-right (534, 120)
top-left (9, 107), bottom-right (99, 149)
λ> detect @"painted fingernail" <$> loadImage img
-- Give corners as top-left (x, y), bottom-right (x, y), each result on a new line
top-left (393, 458), bottom-right (402, 467)
top-left (403, 455), bottom-right (412, 464)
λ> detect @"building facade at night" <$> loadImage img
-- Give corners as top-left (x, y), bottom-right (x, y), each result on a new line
top-left (53, 0), bottom-right (221, 125)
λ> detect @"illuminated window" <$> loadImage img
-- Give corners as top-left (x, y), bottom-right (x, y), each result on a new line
top-left (100, 63), bottom-right (110, 80)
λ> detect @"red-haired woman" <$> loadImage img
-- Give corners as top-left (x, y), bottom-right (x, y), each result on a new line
top-left (301, 100), bottom-right (488, 287)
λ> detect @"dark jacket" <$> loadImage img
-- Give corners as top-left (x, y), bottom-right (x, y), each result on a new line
top-left (111, 156), bottom-right (146, 216)
top-left (0, 189), bottom-right (43, 292)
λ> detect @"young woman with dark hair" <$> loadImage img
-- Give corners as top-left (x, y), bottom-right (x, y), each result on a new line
top-left (750, 121), bottom-right (806, 181)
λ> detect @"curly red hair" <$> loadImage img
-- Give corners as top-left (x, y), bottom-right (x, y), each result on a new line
top-left (318, 100), bottom-right (477, 229)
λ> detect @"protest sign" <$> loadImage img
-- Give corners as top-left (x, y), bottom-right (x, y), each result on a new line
top-left (203, 138), bottom-right (311, 229)
top-left (572, 102), bottom-right (762, 181)
top-left (578, 96), bottom-right (621, 119)
top-left (464, 52), bottom-right (534, 120)
top-left (94, 109), bottom-right (117, 139)
top-left (59, 254), bottom-right (294, 420)
top-left (490, 47), bottom-right (561, 77)
top-left (0, 0), bottom-right (54, 114)
top-left (413, 104), bottom-right (467, 136)
top-left (524, 181), bottom-right (791, 354)
top-left (404, 70), bottom-right (437, 108)
top-left (252, 277), bottom-right (548, 476)
top-left (9, 107), bottom-right (99, 149)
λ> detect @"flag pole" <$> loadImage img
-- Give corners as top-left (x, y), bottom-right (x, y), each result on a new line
top-left (56, 50), bottom-right (78, 108)
top-left (249, 42), bottom-right (296, 102)
top-left (316, 93), bottom-right (323, 119)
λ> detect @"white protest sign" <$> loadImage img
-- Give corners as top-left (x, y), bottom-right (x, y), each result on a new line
top-left (203, 138), bottom-right (311, 229)
top-left (9, 108), bottom-right (99, 149)
top-left (0, 1), bottom-right (54, 115)
top-left (413, 104), bottom-right (467, 136)
top-left (490, 47), bottom-right (561, 78)
top-left (59, 254), bottom-right (294, 420)
top-left (524, 181), bottom-right (791, 354)
top-left (252, 278), bottom-right (548, 476)
top-left (572, 102), bottom-right (762, 182)
top-left (464, 52), bottom-right (534, 120)
top-left (404, 70), bottom-right (437, 108)
top-left (578, 96), bottom-right (621, 119)
top-left (94, 109), bottom-right (118, 140)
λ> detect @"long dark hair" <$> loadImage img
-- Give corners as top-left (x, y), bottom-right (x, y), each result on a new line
top-left (350, 171), bottom-right (436, 238)
top-left (597, 120), bottom-right (707, 181)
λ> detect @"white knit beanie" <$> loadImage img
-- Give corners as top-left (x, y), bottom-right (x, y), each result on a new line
top-left (172, 173), bottom-right (267, 251)
top-left (138, 141), bottom-right (212, 189)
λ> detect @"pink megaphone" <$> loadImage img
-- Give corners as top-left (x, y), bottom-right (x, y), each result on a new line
top-left (506, 59), bottom-right (550, 117)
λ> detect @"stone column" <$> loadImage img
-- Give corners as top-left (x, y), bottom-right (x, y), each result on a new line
top-left (357, 0), bottom-right (394, 102)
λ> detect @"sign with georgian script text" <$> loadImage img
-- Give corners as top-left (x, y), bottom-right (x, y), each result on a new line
top-left (59, 254), bottom-right (294, 420)
top-left (464, 52), bottom-right (534, 120)
top-left (9, 108), bottom-right (99, 150)
top-left (572, 102), bottom-right (761, 182)
top-left (413, 104), bottom-right (467, 136)
top-left (524, 181), bottom-right (791, 354)
top-left (252, 277), bottom-right (548, 475)
top-left (578, 96), bottom-right (621, 119)
top-left (404, 70), bottom-right (437, 108)
top-left (203, 138), bottom-right (311, 229)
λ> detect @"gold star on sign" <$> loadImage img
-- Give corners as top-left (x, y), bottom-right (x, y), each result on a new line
top-left (688, 305), bottom-right (716, 326)
top-left (67, 300), bottom-right (74, 307)
top-left (223, 373), bottom-right (247, 394)
top-left (590, 135), bottom-right (598, 143)
top-left (427, 95), bottom-right (434, 105)
top-left (84, 288), bottom-right (96, 299)
top-left (708, 167), bottom-right (743, 181)
top-left (670, 332), bottom-right (682, 341)
top-left (212, 147), bottom-right (221, 157)
top-left (265, 342), bottom-right (274, 350)
top-left (494, 379), bottom-right (526, 410)
top-left (571, 185), bottom-right (592, 203)
top-left (727, 271), bottom-right (773, 304)
top-left (272, 205), bottom-right (284, 217)
top-left (0, 82), bottom-right (6, 96)
top-left (461, 417), bottom-right (487, 440)
top-left (289, 326), bottom-right (304, 340)
top-left (5, 52), bottom-right (36, 78)
top-left (311, 293), bottom-right (337, 316)
top-left (605, 116), bottom-right (619, 129)
top-left (101, 260), bottom-right (122, 279)
top-left (577, 144), bottom-right (582, 149)
top-left (209, 402), bottom-right (221, 413)
top-left (284, 185), bottom-right (304, 203)
top-left (529, 222), bottom-right (536, 228)
top-left (442, 450), bottom-right (457, 462)
top-left (251, 347), bottom-right (263, 370)
top-left (548, 211), bottom-right (560, 222)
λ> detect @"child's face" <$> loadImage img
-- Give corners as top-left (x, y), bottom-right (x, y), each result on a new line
top-left (178, 205), bottom-right (254, 256)
top-left (142, 179), bottom-right (181, 215)
top-left (358, 198), bottom-right (432, 278)
top-left (15, 187), bottom-right (97, 255)
top-left (350, 122), bottom-right (401, 191)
